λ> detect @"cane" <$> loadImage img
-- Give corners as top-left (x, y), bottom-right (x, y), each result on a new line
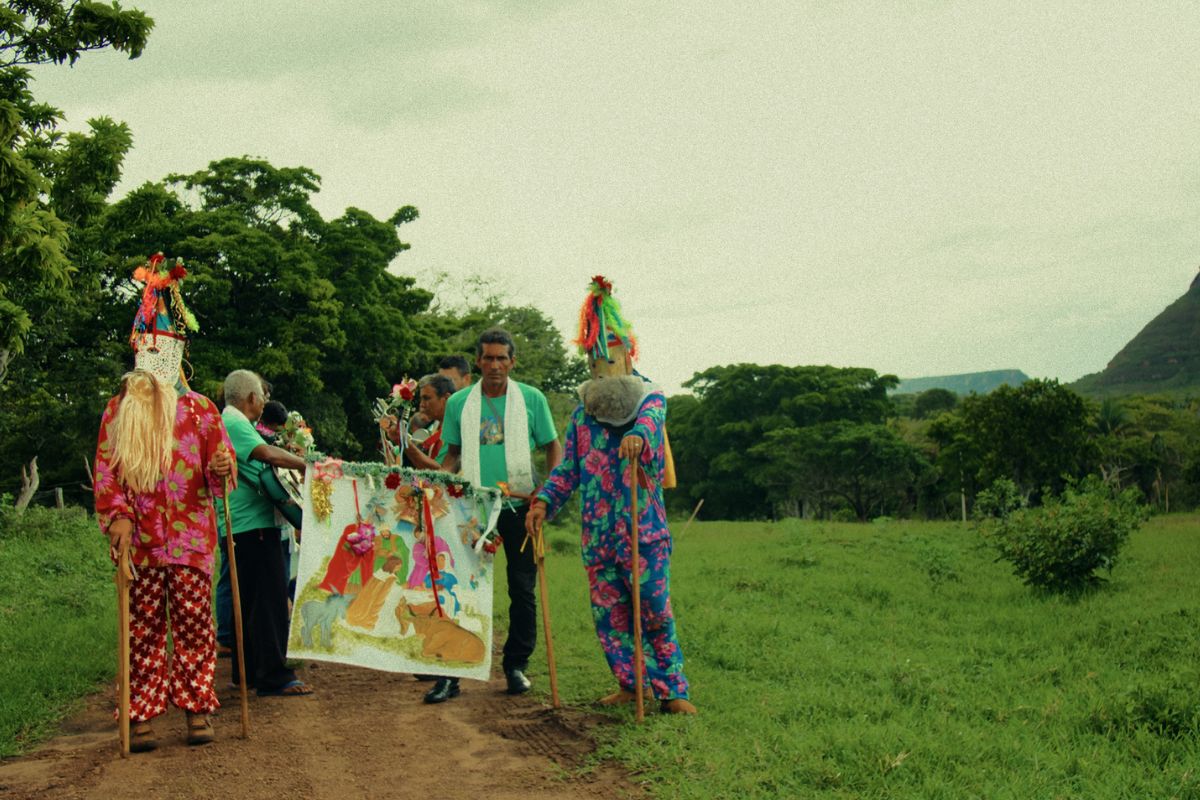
top-left (222, 475), bottom-right (251, 738)
top-left (528, 516), bottom-right (561, 708)
top-left (629, 459), bottom-right (645, 723)
top-left (115, 536), bottom-right (132, 757)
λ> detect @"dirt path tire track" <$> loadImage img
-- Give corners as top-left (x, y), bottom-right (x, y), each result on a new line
top-left (0, 655), bottom-right (647, 800)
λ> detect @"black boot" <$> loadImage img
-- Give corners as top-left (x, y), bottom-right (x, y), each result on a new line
top-left (424, 677), bottom-right (460, 704)
top-left (505, 668), bottom-right (531, 695)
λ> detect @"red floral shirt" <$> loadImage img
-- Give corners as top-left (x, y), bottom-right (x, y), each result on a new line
top-left (94, 391), bottom-right (236, 576)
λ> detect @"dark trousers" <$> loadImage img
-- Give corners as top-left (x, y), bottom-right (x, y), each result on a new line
top-left (215, 538), bottom-right (232, 646)
top-left (499, 505), bottom-right (538, 672)
top-left (230, 528), bottom-right (297, 692)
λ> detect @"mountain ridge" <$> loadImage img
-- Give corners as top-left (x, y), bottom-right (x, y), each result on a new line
top-left (1072, 272), bottom-right (1200, 397)
top-left (894, 369), bottom-right (1029, 395)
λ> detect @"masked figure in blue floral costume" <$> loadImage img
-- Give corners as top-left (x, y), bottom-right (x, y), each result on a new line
top-left (526, 276), bottom-right (695, 714)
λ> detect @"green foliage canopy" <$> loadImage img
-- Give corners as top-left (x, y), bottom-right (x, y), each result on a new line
top-left (930, 379), bottom-right (1094, 502)
top-left (667, 363), bottom-right (908, 519)
top-left (0, 0), bottom-right (150, 380)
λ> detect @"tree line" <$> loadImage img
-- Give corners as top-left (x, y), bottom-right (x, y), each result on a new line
top-left (0, 2), bottom-right (588, 506)
top-left (666, 366), bottom-right (1200, 521)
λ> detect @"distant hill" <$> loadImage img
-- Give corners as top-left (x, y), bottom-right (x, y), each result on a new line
top-left (894, 370), bottom-right (1029, 396)
top-left (1073, 272), bottom-right (1200, 398)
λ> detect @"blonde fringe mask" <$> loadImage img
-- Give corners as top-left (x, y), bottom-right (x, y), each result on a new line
top-left (110, 370), bottom-right (176, 494)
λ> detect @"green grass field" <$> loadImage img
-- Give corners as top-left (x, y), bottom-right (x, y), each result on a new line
top-left (2, 508), bottom-right (1197, 798)
top-left (530, 515), bottom-right (1200, 799)
top-left (0, 506), bottom-right (116, 758)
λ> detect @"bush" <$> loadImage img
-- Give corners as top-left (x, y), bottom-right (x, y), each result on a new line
top-left (972, 478), bottom-right (1026, 520)
top-left (981, 476), bottom-right (1145, 593)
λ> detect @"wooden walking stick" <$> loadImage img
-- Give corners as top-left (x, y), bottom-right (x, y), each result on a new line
top-left (679, 498), bottom-right (705, 537)
top-left (629, 459), bottom-right (645, 723)
top-left (528, 516), bottom-right (561, 708)
top-left (222, 475), bottom-right (251, 738)
top-left (116, 535), bottom-right (132, 757)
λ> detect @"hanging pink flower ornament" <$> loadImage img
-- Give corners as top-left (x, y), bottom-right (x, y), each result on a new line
top-left (314, 458), bottom-right (344, 483)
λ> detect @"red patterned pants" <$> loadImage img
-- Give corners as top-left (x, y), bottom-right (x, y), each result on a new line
top-left (124, 565), bottom-right (219, 722)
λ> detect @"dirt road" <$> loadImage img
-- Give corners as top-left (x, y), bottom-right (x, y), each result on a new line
top-left (0, 654), bottom-right (646, 800)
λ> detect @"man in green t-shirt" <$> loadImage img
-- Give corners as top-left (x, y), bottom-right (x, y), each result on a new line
top-left (215, 369), bottom-right (312, 696)
top-left (440, 328), bottom-right (562, 699)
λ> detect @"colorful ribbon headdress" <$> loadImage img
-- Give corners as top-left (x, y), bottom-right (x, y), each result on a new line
top-left (129, 252), bottom-right (199, 346)
top-left (574, 275), bottom-right (637, 361)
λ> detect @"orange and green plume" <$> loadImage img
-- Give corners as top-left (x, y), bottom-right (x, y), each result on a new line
top-left (574, 275), bottom-right (637, 360)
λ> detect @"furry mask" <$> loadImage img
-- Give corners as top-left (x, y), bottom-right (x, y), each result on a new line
top-left (579, 375), bottom-right (651, 426)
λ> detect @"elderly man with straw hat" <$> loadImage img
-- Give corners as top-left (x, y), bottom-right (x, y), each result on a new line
top-left (94, 254), bottom-right (236, 751)
top-left (526, 276), bottom-right (695, 715)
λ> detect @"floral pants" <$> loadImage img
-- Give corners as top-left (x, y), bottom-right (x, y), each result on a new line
top-left (586, 539), bottom-right (689, 700)
top-left (124, 565), bottom-right (219, 722)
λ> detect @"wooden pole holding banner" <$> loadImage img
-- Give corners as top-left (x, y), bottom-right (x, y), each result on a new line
top-left (222, 474), bottom-right (250, 738)
top-left (116, 537), bottom-right (132, 757)
top-left (629, 459), bottom-right (645, 723)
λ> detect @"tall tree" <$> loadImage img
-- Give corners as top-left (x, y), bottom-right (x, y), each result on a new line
top-left (943, 379), bottom-right (1094, 501)
top-left (913, 387), bottom-right (958, 419)
top-left (0, 0), bottom-right (151, 381)
top-left (0, 155), bottom-right (437, 502)
top-left (751, 421), bottom-right (929, 521)
top-left (110, 157), bottom-right (435, 457)
top-left (668, 364), bottom-right (900, 519)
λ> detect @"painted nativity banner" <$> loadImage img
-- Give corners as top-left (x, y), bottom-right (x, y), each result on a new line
top-left (288, 459), bottom-right (503, 681)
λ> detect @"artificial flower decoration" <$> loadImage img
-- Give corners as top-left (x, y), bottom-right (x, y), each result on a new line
top-left (280, 411), bottom-right (315, 455)
top-left (343, 521), bottom-right (378, 556)
top-left (391, 378), bottom-right (417, 402)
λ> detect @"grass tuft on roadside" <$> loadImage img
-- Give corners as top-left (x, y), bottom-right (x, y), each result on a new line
top-left (0, 505), bottom-right (115, 758)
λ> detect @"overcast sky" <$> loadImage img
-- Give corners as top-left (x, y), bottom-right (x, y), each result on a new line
top-left (31, 2), bottom-right (1200, 394)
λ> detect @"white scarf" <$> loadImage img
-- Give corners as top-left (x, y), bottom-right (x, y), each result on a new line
top-left (460, 380), bottom-right (533, 494)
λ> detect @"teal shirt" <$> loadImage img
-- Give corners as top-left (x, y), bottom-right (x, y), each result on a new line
top-left (441, 380), bottom-right (558, 491)
top-left (216, 406), bottom-right (279, 535)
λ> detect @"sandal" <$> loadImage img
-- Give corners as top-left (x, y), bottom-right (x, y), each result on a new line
top-left (186, 712), bottom-right (215, 745)
top-left (129, 721), bottom-right (157, 752)
top-left (257, 679), bottom-right (313, 697)
top-left (596, 688), bottom-right (637, 706)
top-left (660, 698), bottom-right (698, 715)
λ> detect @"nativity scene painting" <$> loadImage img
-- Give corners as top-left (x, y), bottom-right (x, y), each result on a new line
top-left (287, 460), bottom-right (502, 681)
